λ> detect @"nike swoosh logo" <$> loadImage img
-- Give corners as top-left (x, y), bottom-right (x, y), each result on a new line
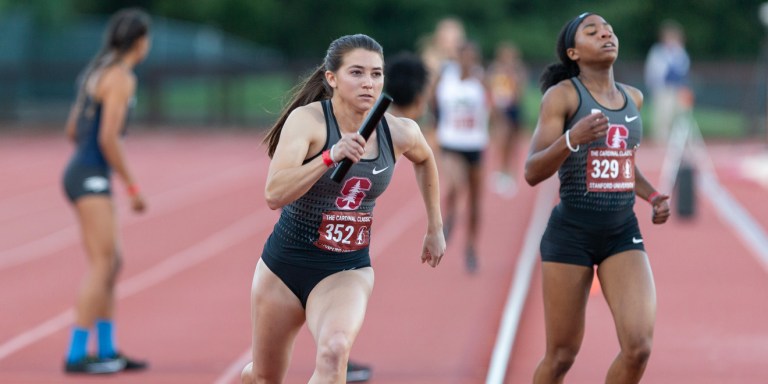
top-left (632, 237), bottom-right (643, 244)
top-left (372, 167), bottom-right (389, 175)
top-left (625, 115), bottom-right (639, 122)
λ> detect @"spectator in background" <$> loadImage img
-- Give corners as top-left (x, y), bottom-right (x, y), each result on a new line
top-left (421, 17), bottom-right (466, 80)
top-left (419, 17), bottom-right (467, 149)
top-left (386, 52), bottom-right (430, 121)
top-left (644, 20), bottom-right (691, 143)
top-left (434, 41), bottom-right (489, 273)
top-left (488, 41), bottom-right (528, 197)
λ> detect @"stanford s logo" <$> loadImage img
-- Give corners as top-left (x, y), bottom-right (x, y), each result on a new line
top-left (606, 124), bottom-right (629, 149)
top-left (336, 177), bottom-right (372, 210)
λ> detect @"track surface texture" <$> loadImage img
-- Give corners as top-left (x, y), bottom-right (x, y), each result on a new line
top-left (1, 131), bottom-right (766, 383)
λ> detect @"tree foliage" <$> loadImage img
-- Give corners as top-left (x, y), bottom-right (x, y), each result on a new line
top-left (49, 0), bottom-right (768, 61)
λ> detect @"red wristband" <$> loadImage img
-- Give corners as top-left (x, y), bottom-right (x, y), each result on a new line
top-left (647, 191), bottom-right (660, 203)
top-left (127, 184), bottom-right (140, 197)
top-left (321, 149), bottom-right (334, 167)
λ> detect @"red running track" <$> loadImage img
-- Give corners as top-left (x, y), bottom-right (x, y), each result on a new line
top-left (505, 142), bottom-right (768, 383)
top-left (1, 131), bottom-right (767, 383)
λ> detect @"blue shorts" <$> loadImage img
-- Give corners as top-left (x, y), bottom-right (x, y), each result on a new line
top-left (62, 163), bottom-right (112, 203)
top-left (503, 104), bottom-right (522, 127)
top-left (540, 203), bottom-right (645, 267)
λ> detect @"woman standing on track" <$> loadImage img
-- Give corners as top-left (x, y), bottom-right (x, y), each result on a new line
top-left (524, 13), bottom-right (670, 383)
top-left (240, 34), bottom-right (445, 383)
top-left (434, 41), bottom-right (490, 273)
top-left (61, 8), bottom-right (150, 375)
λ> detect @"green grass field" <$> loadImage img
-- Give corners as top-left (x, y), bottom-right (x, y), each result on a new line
top-left (137, 75), bottom-right (748, 138)
top-left (135, 74), bottom-right (294, 126)
top-left (518, 87), bottom-right (747, 139)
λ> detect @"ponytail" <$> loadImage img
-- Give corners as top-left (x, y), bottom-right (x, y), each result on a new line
top-left (75, 51), bottom-right (116, 102)
top-left (75, 8), bottom-right (150, 100)
top-left (263, 34), bottom-right (383, 158)
top-left (263, 65), bottom-right (332, 158)
top-left (539, 12), bottom-right (591, 93)
top-left (539, 62), bottom-right (579, 93)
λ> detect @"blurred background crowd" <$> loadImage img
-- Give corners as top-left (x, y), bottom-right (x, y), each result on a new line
top-left (0, 0), bottom-right (767, 142)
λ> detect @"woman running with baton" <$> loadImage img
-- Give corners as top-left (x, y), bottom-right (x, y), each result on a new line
top-left (241, 33), bottom-right (445, 383)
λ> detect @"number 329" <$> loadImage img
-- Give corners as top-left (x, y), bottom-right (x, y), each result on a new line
top-left (591, 159), bottom-right (619, 179)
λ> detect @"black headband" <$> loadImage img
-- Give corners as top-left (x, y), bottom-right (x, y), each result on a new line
top-left (565, 12), bottom-right (593, 49)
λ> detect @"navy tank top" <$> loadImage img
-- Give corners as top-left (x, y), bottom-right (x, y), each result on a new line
top-left (68, 93), bottom-right (132, 170)
top-left (559, 77), bottom-right (642, 211)
top-left (264, 100), bottom-right (397, 265)
top-left (70, 96), bottom-right (109, 169)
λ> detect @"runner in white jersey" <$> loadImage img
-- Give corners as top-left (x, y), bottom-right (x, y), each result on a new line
top-left (436, 61), bottom-right (489, 152)
top-left (434, 41), bottom-right (489, 273)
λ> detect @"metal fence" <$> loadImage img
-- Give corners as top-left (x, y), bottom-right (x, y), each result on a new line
top-left (0, 11), bottom-right (286, 128)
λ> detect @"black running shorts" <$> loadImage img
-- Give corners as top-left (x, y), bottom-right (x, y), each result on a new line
top-left (440, 147), bottom-right (484, 166)
top-left (63, 164), bottom-right (112, 203)
top-left (260, 237), bottom-right (372, 308)
top-left (540, 203), bottom-right (645, 267)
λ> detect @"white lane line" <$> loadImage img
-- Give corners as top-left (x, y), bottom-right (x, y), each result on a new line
top-left (0, 310), bottom-right (75, 362)
top-left (699, 170), bottom-right (768, 274)
top-left (0, 227), bottom-right (80, 271)
top-left (684, 120), bottom-right (768, 274)
top-left (369, 196), bottom-right (424, 261)
top-left (116, 210), bottom-right (270, 297)
top-left (211, 194), bottom-right (423, 384)
top-left (0, 209), bottom-right (272, 362)
top-left (0, 163), bottom-right (256, 271)
top-left (740, 153), bottom-right (768, 189)
top-left (485, 177), bottom-right (557, 384)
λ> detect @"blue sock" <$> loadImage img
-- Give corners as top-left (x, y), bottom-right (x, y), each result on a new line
top-left (66, 327), bottom-right (89, 363)
top-left (95, 319), bottom-right (117, 359)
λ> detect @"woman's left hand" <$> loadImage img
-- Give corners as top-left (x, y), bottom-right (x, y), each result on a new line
top-left (131, 193), bottom-right (147, 213)
top-left (421, 229), bottom-right (446, 267)
top-left (651, 194), bottom-right (670, 224)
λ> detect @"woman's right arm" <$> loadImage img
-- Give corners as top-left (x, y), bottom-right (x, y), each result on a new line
top-left (524, 83), bottom-right (609, 186)
top-left (264, 106), bottom-right (366, 210)
top-left (524, 84), bottom-right (574, 186)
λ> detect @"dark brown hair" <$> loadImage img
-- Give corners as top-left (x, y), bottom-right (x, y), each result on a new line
top-left (76, 8), bottom-right (151, 96)
top-left (384, 52), bottom-right (428, 108)
top-left (263, 34), bottom-right (383, 158)
top-left (539, 12), bottom-right (593, 93)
